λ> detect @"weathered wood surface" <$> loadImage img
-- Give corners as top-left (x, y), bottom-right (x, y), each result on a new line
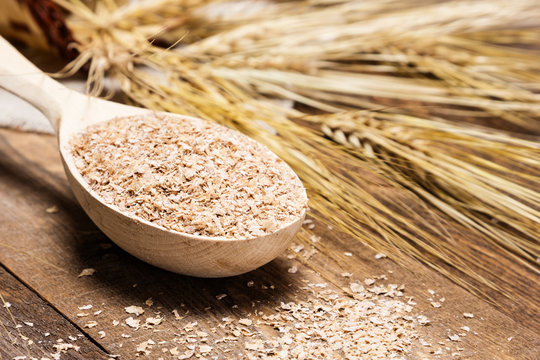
top-left (0, 127), bottom-right (539, 359)
top-left (0, 264), bottom-right (108, 359)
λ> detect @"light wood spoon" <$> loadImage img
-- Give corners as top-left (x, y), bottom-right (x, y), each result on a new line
top-left (0, 37), bottom-right (305, 277)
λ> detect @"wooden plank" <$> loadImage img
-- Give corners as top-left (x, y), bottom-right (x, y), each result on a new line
top-left (0, 127), bottom-right (538, 359)
top-left (0, 265), bottom-right (108, 359)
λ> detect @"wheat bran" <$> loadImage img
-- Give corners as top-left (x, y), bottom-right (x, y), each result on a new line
top-left (70, 114), bottom-right (307, 239)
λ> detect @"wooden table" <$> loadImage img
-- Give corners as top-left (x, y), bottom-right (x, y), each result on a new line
top-left (0, 124), bottom-right (539, 358)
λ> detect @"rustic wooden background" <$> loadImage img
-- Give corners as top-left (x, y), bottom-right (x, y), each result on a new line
top-left (0, 50), bottom-right (539, 359)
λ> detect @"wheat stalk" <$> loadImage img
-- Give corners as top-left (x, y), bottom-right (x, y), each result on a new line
top-left (46, 0), bottom-right (540, 308)
top-left (313, 112), bottom-right (540, 267)
top-left (173, 0), bottom-right (540, 131)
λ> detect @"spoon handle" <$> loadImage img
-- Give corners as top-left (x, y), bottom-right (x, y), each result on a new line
top-left (0, 36), bottom-right (67, 132)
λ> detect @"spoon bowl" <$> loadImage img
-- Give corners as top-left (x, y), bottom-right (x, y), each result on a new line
top-left (0, 37), bottom-right (305, 277)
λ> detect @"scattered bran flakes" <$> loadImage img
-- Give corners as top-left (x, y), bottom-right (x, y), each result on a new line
top-left (125, 316), bottom-right (140, 329)
top-left (364, 278), bottom-right (376, 285)
top-left (78, 268), bottom-right (96, 277)
top-left (125, 305), bottom-right (145, 316)
top-left (253, 282), bottom-right (419, 359)
top-left (238, 318), bottom-right (253, 326)
top-left (126, 276), bottom-right (468, 359)
top-left (287, 265), bottom-right (298, 274)
top-left (199, 344), bottom-right (213, 354)
top-left (216, 294), bottom-right (228, 300)
top-left (53, 343), bottom-right (80, 353)
top-left (144, 317), bottom-right (163, 327)
top-left (70, 114), bottom-right (307, 239)
top-left (45, 206), bottom-right (59, 214)
top-left (83, 321), bottom-right (97, 328)
top-left (136, 339), bottom-right (155, 355)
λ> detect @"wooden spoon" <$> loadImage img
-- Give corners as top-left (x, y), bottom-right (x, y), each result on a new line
top-left (0, 37), bottom-right (305, 277)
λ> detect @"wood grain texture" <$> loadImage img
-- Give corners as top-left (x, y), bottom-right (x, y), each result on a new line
top-left (0, 265), bottom-right (108, 359)
top-left (0, 128), bottom-right (539, 359)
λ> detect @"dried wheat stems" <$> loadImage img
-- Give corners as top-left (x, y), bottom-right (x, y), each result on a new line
top-left (51, 0), bottom-right (540, 304)
top-left (312, 112), bottom-right (540, 268)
